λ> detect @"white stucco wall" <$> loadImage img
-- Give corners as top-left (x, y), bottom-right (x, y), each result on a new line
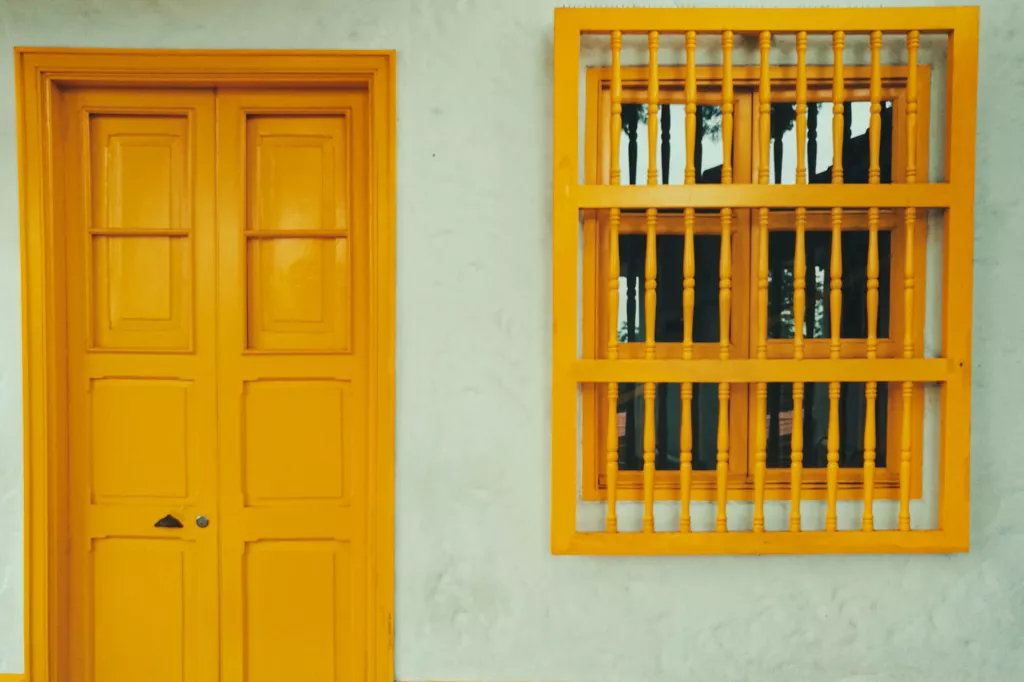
top-left (0, 0), bottom-right (1020, 680)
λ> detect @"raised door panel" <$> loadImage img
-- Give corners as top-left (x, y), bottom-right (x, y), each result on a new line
top-left (243, 380), bottom-right (349, 504)
top-left (217, 89), bottom-right (370, 682)
top-left (89, 114), bottom-right (193, 350)
top-left (245, 115), bottom-right (351, 351)
top-left (243, 541), bottom-right (352, 682)
top-left (92, 539), bottom-right (198, 682)
top-left (90, 378), bottom-right (192, 503)
top-left (64, 88), bottom-right (219, 682)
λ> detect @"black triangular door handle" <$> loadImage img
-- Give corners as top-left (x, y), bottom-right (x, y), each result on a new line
top-left (154, 514), bottom-right (184, 528)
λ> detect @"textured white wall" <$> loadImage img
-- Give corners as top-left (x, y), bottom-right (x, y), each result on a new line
top-left (0, 0), bottom-right (1020, 680)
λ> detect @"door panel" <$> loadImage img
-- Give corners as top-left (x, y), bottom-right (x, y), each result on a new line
top-left (64, 88), bottom-right (219, 682)
top-left (92, 539), bottom-right (198, 682)
top-left (216, 89), bottom-right (370, 682)
top-left (88, 113), bottom-right (194, 350)
top-left (245, 114), bottom-right (353, 351)
top-left (243, 380), bottom-right (350, 503)
top-left (244, 541), bottom-right (353, 682)
top-left (90, 378), bottom-right (192, 501)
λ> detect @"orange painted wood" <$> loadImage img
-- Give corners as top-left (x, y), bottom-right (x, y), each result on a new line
top-left (556, 6), bottom-right (977, 33)
top-left (63, 87), bottom-right (219, 682)
top-left (551, 8), bottom-right (978, 555)
top-left (901, 30), bottom-right (921, 531)
top-left (570, 358), bottom-right (954, 384)
top-left (752, 31), bottom-right (771, 533)
top-left (572, 183), bottom-right (951, 209)
top-left (825, 31), bottom-right (846, 533)
top-left (679, 30), bottom-right (698, 532)
top-left (716, 29), bottom-right (734, 533)
top-left (863, 29), bottom-right (884, 531)
top-left (606, 30), bottom-right (623, 533)
top-left (17, 49), bottom-right (396, 681)
top-left (790, 30), bottom-right (809, 533)
top-left (642, 31), bottom-right (660, 533)
top-left (217, 89), bottom-right (373, 682)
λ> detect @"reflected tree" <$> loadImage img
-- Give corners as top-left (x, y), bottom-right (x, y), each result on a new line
top-left (771, 103), bottom-right (797, 184)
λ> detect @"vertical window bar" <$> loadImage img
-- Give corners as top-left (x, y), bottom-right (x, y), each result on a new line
top-left (900, 30), bottom-right (920, 532)
top-left (679, 30), bottom-right (697, 533)
top-left (606, 30), bottom-right (623, 534)
top-left (716, 30), bottom-right (734, 534)
top-left (790, 30), bottom-right (808, 533)
top-left (863, 29), bottom-right (883, 532)
top-left (642, 30), bottom-right (659, 533)
top-left (754, 30), bottom-right (771, 533)
top-left (826, 30), bottom-right (846, 532)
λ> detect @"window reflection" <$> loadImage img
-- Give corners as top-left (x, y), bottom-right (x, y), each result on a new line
top-left (766, 382), bottom-right (888, 469)
top-left (769, 101), bottom-right (894, 184)
top-left (616, 383), bottom-right (720, 471)
top-left (619, 104), bottom-right (726, 185)
top-left (767, 229), bottom-right (891, 339)
top-left (618, 234), bottom-right (721, 343)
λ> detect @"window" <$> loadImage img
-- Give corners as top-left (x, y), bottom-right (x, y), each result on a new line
top-left (581, 70), bottom-right (928, 504)
top-left (552, 8), bottom-right (979, 554)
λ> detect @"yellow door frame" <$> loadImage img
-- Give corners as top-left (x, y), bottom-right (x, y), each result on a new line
top-left (14, 48), bottom-right (396, 682)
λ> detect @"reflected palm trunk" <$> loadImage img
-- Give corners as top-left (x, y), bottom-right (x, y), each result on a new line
top-left (808, 103), bottom-right (818, 180)
top-left (623, 104), bottom-right (640, 185)
top-left (661, 104), bottom-right (671, 184)
top-left (694, 110), bottom-right (704, 182)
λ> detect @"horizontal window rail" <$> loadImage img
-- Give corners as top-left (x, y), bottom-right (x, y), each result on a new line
top-left (568, 359), bottom-right (954, 384)
top-left (571, 185), bottom-right (953, 209)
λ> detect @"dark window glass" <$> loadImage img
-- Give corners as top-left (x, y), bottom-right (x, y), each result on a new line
top-left (616, 383), bottom-right (720, 471)
top-left (766, 382), bottom-right (888, 469)
top-left (618, 234), bottom-right (722, 343)
top-left (769, 101), bottom-right (894, 185)
top-left (767, 229), bottom-right (891, 340)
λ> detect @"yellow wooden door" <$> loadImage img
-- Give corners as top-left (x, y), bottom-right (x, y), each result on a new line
top-left (64, 85), bottom-right (372, 682)
top-left (215, 89), bottom-right (371, 682)
top-left (63, 87), bottom-right (220, 682)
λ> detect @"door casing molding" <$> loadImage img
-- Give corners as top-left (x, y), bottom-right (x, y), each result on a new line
top-left (14, 48), bottom-right (396, 682)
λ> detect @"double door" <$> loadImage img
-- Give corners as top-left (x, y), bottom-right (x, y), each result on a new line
top-left (63, 85), bottom-right (371, 682)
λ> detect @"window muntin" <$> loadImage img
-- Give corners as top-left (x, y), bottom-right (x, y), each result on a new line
top-left (583, 74), bottom-right (928, 502)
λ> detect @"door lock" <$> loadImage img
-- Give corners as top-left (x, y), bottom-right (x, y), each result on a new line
top-left (196, 515), bottom-right (210, 529)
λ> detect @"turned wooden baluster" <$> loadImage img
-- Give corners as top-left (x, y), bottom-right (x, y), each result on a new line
top-left (900, 30), bottom-right (920, 532)
top-left (679, 30), bottom-right (697, 533)
top-left (790, 30), bottom-right (808, 533)
top-left (606, 30), bottom-right (623, 533)
top-left (863, 30), bottom-right (883, 532)
top-left (716, 29), bottom-right (734, 533)
top-left (826, 31), bottom-right (845, 532)
top-left (753, 30), bottom-right (771, 533)
top-left (642, 31), bottom-right (659, 533)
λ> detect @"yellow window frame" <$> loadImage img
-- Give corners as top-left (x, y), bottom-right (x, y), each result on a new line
top-left (552, 7), bottom-right (979, 555)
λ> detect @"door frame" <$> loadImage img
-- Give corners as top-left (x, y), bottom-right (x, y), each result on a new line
top-left (15, 48), bottom-right (396, 682)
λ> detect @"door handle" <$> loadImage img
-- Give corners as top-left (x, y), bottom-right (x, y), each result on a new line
top-left (154, 514), bottom-right (184, 529)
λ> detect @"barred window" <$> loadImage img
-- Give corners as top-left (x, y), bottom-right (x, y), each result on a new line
top-left (552, 8), bottom-right (979, 554)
